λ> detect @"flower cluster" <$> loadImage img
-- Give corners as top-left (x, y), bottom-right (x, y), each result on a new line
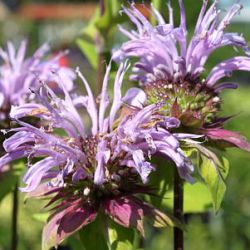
top-left (0, 40), bottom-right (75, 124)
top-left (0, 61), bottom-right (198, 248)
top-left (114, 1), bottom-right (250, 152)
top-left (0, 1), bottom-right (250, 249)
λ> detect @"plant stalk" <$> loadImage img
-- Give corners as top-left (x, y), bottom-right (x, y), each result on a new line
top-left (11, 181), bottom-right (19, 250)
top-left (5, 116), bottom-right (19, 250)
top-left (173, 168), bottom-right (184, 250)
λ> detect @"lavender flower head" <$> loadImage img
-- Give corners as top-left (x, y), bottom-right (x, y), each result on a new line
top-left (114, 1), bottom-right (250, 151)
top-left (0, 40), bottom-right (75, 123)
top-left (0, 62), bottom-right (198, 249)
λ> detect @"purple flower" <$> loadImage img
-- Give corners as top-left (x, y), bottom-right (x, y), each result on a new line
top-left (113, 1), bottom-right (250, 152)
top-left (0, 62), bottom-right (195, 248)
top-left (0, 40), bottom-right (75, 123)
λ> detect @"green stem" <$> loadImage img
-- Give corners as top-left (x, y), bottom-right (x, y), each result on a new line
top-left (5, 115), bottom-right (19, 250)
top-left (11, 180), bottom-right (19, 250)
top-left (173, 168), bottom-right (184, 250)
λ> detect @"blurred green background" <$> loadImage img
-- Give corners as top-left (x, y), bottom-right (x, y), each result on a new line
top-left (0, 0), bottom-right (250, 249)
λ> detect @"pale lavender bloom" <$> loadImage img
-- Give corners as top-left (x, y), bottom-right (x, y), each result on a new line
top-left (0, 61), bottom-right (195, 186)
top-left (0, 62), bottom-right (195, 248)
top-left (114, 1), bottom-right (250, 87)
top-left (113, 1), bottom-right (250, 152)
top-left (0, 40), bottom-right (75, 122)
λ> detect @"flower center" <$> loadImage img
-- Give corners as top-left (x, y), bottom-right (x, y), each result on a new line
top-left (81, 136), bottom-right (99, 168)
top-left (145, 79), bottom-right (220, 128)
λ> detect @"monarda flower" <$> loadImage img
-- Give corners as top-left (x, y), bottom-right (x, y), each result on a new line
top-left (0, 62), bottom-right (197, 249)
top-left (0, 40), bottom-right (75, 124)
top-left (114, 1), bottom-right (250, 152)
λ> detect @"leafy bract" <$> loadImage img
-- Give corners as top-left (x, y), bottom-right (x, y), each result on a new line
top-left (194, 144), bottom-right (229, 212)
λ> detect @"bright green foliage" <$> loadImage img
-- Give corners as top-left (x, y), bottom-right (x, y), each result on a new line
top-left (155, 179), bottom-right (212, 214)
top-left (95, 0), bottom-right (122, 35)
top-left (108, 221), bottom-right (137, 250)
top-left (183, 182), bottom-right (212, 213)
top-left (77, 0), bottom-right (124, 69)
top-left (183, 144), bottom-right (229, 213)
top-left (147, 155), bottom-right (212, 214)
top-left (77, 38), bottom-right (98, 69)
top-left (76, 9), bottom-right (99, 69)
top-left (195, 145), bottom-right (229, 213)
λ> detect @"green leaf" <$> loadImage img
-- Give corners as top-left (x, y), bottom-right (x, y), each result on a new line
top-left (76, 9), bottom-right (99, 69)
top-left (76, 37), bottom-right (98, 69)
top-left (183, 182), bottom-right (212, 213)
top-left (196, 145), bottom-right (229, 212)
top-left (148, 154), bottom-right (213, 214)
top-left (147, 205), bottom-right (184, 231)
top-left (0, 161), bottom-right (24, 202)
top-left (157, 182), bottom-right (212, 214)
top-left (67, 234), bottom-right (84, 249)
top-left (0, 171), bottom-right (17, 202)
top-left (147, 157), bottom-right (174, 209)
top-left (79, 215), bottom-right (109, 250)
top-left (95, 0), bottom-right (122, 34)
top-left (108, 220), bottom-right (136, 250)
top-left (77, 0), bottom-right (125, 68)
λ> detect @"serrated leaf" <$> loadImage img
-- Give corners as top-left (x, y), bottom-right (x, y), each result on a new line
top-left (196, 145), bottom-right (229, 212)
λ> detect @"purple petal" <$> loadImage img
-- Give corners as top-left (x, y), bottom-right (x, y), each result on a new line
top-left (214, 82), bottom-right (238, 93)
top-left (3, 131), bottom-right (35, 152)
top-left (99, 62), bottom-right (111, 133)
top-left (207, 57), bottom-right (250, 86)
top-left (109, 62), bottom-right (129, 130)
top-left (21, 157), bottom-right (58, 192)
top-left (94, 140), bottom-right (110, 185)
top-left (122, 87), bottom-right (146, 108)
top-left (0, 148), bottom-right (30, 169)
top-left (76, 68), bottom-right (98, 134)
top-left (132, 149), bottom-right (155, 183)
top-left (10, 103), bottom-right (50, 120)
